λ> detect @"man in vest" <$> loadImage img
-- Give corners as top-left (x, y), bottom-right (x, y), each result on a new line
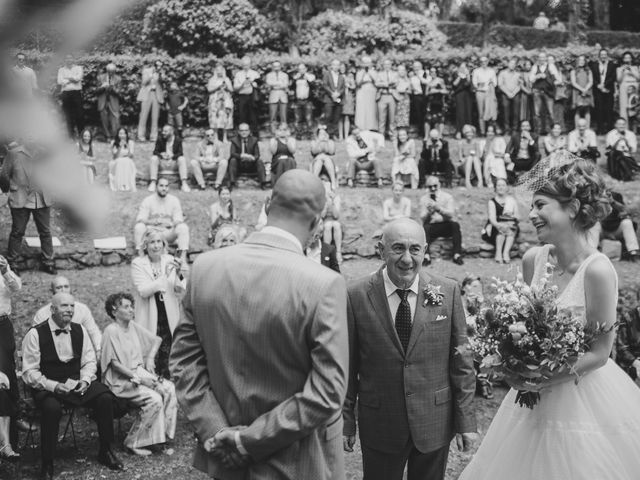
top-left (528, 52), bottom-right (556, 134)
top-left (21, 292), bottom-right (123, 479)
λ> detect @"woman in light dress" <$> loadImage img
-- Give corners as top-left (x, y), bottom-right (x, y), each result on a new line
top-left (339, 62), bottom-right (356, 140)
top-left (570, 55), bottom-right (594, 128)
top-left (101, 292), bottom-right (177, 456)
top-left (109, 127), bottom-right (137, 192)
top-left (460, 160), bottom-right (640, 480)
top-left (460, 124), bottom-right (483, 188)
top-left (395, 64), bottom-right (411, 129)
top-left (481, 124), bottom-right (507, 187)
top-left (355, 56), bottom-right (378, 131)
top-left (310, 126), bottom-right (337, 191)
top-left (543, 122), bottom-right (567, 156)
top-left (617, 51), bottom-right (640, 122)
top-left (382, 182), bottom-right (411, 223)
top-left (391, 128), bottom-right (419, 189)
top-left (209, 186), bottom-right (237, 246)
top-left (77, 129), bottom-right (96, 184)
top-left (207, 63), bottom-right (233, 143)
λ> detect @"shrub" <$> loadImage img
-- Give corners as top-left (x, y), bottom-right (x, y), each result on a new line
top-left (586, 30), bottom-right (640, 49)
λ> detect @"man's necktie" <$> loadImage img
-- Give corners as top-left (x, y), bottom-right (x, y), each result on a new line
top-left (395, 289), bottom-right (412, 352)
top-left (54, 328), bottom-right (69, 336)
top-left (241, 139), bottom-right (246, 155)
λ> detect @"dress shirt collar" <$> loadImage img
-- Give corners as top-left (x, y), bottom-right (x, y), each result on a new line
top-left (261, 226), bottom-right (304, 254)
top-left (48, 317), bottom-right (69, 334)
top-left (382, 268), bottom-right (420, 298)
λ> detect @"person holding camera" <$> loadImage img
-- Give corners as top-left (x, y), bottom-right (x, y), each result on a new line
top-left (148, 125), bottom-right (190, 193)
top-left (605, 117), bottom-right (639, 181)
top-left (419, 128), bottom-right (452, 188)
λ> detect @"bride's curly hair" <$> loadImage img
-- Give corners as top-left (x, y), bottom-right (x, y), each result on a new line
top-left (535, 160), bottom-right (611, 231)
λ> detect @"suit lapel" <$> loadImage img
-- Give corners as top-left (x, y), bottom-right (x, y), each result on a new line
top-left (367, 269), bottom-right (404, 356)
top-left (406, 273), bottom-right (430, 357)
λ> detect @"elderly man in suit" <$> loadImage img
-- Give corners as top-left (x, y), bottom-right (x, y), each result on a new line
top-left (96, 63), bottom-right (122, 142)
top-left (137, 61), bottom-right (165, 142)
top-left (170, 169), bottom-right (349, 480)
top-left (265, 61), bottom-right (290, 135)
top-left (228, 123), bottom-right (265, 189)
top-left (0, 141), bottom-right (56, 274)
top-left (591, 48), bottom-right (617, 134)
top-left (323, 59), bottom-right (345, 139)
top-left (343, 218), bottom-right (477, 480)
top-left (375, 59), bottom-right (399, 138)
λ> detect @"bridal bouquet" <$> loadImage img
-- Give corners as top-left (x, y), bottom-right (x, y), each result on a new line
top-left (470, 265), bottom-right (605, 409)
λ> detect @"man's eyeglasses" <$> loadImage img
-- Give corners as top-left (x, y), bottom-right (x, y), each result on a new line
top-left (427, 184), bottom-right (439, 190)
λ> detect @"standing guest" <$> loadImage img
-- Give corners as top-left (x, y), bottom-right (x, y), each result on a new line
top-left (148, 125), bottom-right (190, 193)
top-left (96, 63), bottom-right (122, 142)
top-left (382, 182), bottom-right (412, 223)
top-left (134, 177), bottom-right (190, 264)
top-left (0, 255), bottom-right (21, 462)
top-left (588, 190), bottom-right (640, 262)
top-left (543, 122), bottom-right (567, 156)
top-left (269, 123), bottom-right (296, 186)
top-left (191, 129), bottom-right (228, 191)
top-left (616, 293), bottom-right (640, 380)
top-left (533, 11), bottom-right (550, 29)
top-left (518, 59), bottom-right (534, 125)
top-left (355, 56), bottom-right (378, 131)
top-left (424, 66), bottom-right (448, 136)
top-left (409, 61), bottom-right (428, 137)
top-left (109, 127), bottom-right (137, 192)
top-left (57, 54), bottom-right (84, 138)
top-left (420, 176), bottom-right (465, 265)
top-left (395, 64), bottom-right (411, 130)
top-left (11, 52), bottom-right (38, 98)
top-left (482, 124), bottom-right (507, 187)
top-left (265, 61), bottom-right (290, 135)
top-left (0, 140), bottom-right (56, 275)
top-left (568, 117), bottom-right (599, 162)
top-left (233, 56), bottom-right (260, 135)
top-left (208, 186), bottom-right (237, 245)
top-left (570, 55), bottom-right (594, 129)
top-left (322, 188), bottom-right (343, 264)
top-left (136, 61), bottom-right (164, 142)
top-left (549, 55), bottom-right (568, 132)
top-left (339, 63), bottom-right (356, 141)
top-left (343, 218), bottom-right (477, 478)
top-left (460, 124), bottom-right (484, 188)
top-left (375, 59), bottom-right (399, 138)
top-left (310, 126), bottom-right (338, 191)
top-left (391, 128), bottom-right (418, 189)
top-left (207, 64), bottom-right (233, 143)
top-left (419, 129), bottom-right (452, 187)
top-left (100, 292), bottom-right (177, 456)
top-left (131, 229), bottom-right (186, 379)
top-left (345, 126), bottom-right (385, 188)
top-left (170, 170), bottom-right (348, 479)
top-left (322, 59), bottom-right (345, 139)
top-left (616, 52), bottom-right (640, 123)
top-left (228, 123), bottom-right (264, 189)
top-left (22, 292), bottom-right (124, 478)
top-left (33, 275), bottom-right (103, 358)
top-left (165, 81), bottom-right (189, 139)
top-left (77, 128), bottom-right (96, 184)
top-left (293, 63), bottom-right (316, 133)
top-left (605, 117), bottom-right (639, 181)
top-left (472, 56), bottom-right (498, 136)
top-left (591, 48), bottom-right (617, 134)
top-left (453, 63), bottom-right (474, 138)
top-left (504, 120), bottom-right (540, 184)
top-left (483, 178), bottom-right (520, 263)
top-left (498, 58), bottom-right (521, 134)
top-left (305, 219), bottom-right (340, 273)
top-left (529, 52), bottom-right (556, 134)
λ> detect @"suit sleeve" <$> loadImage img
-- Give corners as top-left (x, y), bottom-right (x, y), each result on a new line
top-left (152, 139), bottom-right (162, 157)
top-left (329, 248), bottom-right (341, 273)
top-left (251, 140), bottom-right (261, 162)
top-left (0, 150), bottom-right (13, 193)
top-left (239, 274), bottom-right (349, 461)
top-left (449, 283), bottom-right (477, 434)
top-left (342, 291), bottom-right (359, 436)
top-left (169, 275), bottom-right (231, 444)
top-left (229, 141), bottom-right (241, 161)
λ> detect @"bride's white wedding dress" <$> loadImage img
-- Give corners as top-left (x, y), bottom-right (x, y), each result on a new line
top-left (459, 245), bottom-right (640, 480)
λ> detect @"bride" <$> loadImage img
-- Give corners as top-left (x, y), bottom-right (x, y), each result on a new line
top-left (460, 159), bottom-right (640, 480)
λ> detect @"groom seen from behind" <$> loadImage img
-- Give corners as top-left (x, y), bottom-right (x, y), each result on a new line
top-left (343, 218), bottom-right (478, 480)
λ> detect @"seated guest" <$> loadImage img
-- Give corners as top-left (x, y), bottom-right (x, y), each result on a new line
top-left (567, 117), bottom-right (599, 162)
top-left (0, 255), bottom-right (20, 462)
top-left (616, 291), bottom-right (640, 380)
top-left (131, 228), bottom-right (186, 380)
top-left (109, 127), bottom-right (136, 192)
top-left (100, 292), bottom-right (177, 456)
top-left (310, 125), bottom-right (338, 191)
top-left (543, 122), bottom-right (567, 156)
top-left (481, 124), bottom-right (507, 187)
top-left (391, 128), bottom-right (419, 189)
top-left (208, 186), bottom-right (237, 245)
top-left (255, 193), bottom-right (270, 232)
top-left (345, 126), bottom-right (385, 188)
top-left (33, 275), bottom-right (102, 358)
top-left (22, 292), bottom-right (124, 478)
top-left (148, 125), bottom-right (190, 193)
top-left (587, 190), bottom-right (639, 262)
top-left (77, 128), bottom-right (96, 184)
top-left (269, 123), bottom-right (296, 186)
top-left (419, 176), bottom-right (464, 265)
top-left (418, 128), bottom-right (452, 187)
top-left (382, 181), bottom-right (411, 223)
top-left (482, 178), bottom-right (520, 264)
top-left (322, 186), bottom-right (343, 264)
top-left (460, 124), bottom-right (484, 188)
top-left (228, 123), bottom-right (264, 189)
top-left (504, 120), bottom-right (540, 184)
top-left (305, 219), bottom-right (340, 273)
top-left (134, 177), bottom-right (190, 263)
top-left (605, 117), bottom-right (639, 181)
top-left (191, 129), bottom-right (228, 191)
top-left (212, 225), bottom-right (242, 249)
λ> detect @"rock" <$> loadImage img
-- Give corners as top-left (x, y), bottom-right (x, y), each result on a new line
top-left (478, 250), bottom-right (495, 259)
top-left (464, 245), bottom-right (481, 255)
top-left (479, 242), bottom-right (495, 252)
top-left (74, 251), bottom-right (102, 267)
top-left (101, 252), bottom-right (122, 266)
top-left (355, 244), bottom-right (377, 258)
top-left (54, 258), bottom-right (78, 270)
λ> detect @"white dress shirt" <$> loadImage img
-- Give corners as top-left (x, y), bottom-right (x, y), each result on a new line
top-left (472, 67), bottom-right (497, 92)
top-left (261, 226), bottom-right (303, 254)
top-left (22, 318), bottom-right (97, 392)
top-left (33, 301), bottom-right (102, 355)
top-left (606, 129), bottom-right (638, 153)
top-left (382, 268), bottom-right (419, 325)
top-left (57, 65), bottom-right (83, 92)
top-left (0, 268), bottom-right (21, 316)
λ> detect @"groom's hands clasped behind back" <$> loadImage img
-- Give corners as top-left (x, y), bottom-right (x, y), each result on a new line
top-left (204, 426), bottom-right (251, 470)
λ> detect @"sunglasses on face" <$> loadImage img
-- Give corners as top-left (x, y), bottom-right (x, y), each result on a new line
top-left (427, 185), bottom-right (439, 190)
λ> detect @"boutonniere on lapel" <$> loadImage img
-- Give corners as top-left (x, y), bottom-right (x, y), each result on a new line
top-left (423, 283), bottom-right (444, 307)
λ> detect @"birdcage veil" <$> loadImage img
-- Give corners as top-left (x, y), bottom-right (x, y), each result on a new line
top-left (515, 149), bottom-right (581, 193)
